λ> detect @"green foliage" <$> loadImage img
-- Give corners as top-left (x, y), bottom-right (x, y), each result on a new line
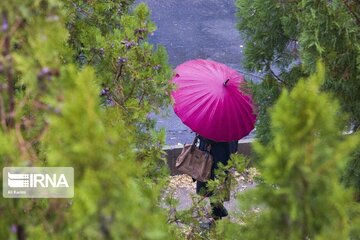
top-left (247, 76), bottom-right (281, 146)
top-left (64, 0), bottom-right (172, 143)
top-left (236, 0), bottom-right (298, 72)
top-left (63, 0), bottom-right (173, 181)
top-left (237, 0), bottom-right (360, 195)
top-left (164, 153), bottom-right (250, 239)
top-left (0, 0), bottom-right (175, 239)
top-left (217, 64), bottom-right (360, 239)
top-left (43, 67), bottom-right (171, 239)
top-left (206, 154), bottom-right (249, 204)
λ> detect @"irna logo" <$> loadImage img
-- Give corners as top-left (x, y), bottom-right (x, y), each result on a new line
top-left (3, 167), bottom-right (74, 198)
top-left (8, 172), bottom-right (69, 188)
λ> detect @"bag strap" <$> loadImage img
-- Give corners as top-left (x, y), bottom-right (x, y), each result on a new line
top-left (193, 134), bottom-right (212, 153)
top-left (190, 135), bottom-right (198, 152)
top-left (192, 135), bottom-right (199, 146)
top-left (206, 142), bottom-right (211, 152)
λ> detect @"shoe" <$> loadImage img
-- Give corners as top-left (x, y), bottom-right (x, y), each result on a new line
top-left (210, 203), bottom-right (228, 220)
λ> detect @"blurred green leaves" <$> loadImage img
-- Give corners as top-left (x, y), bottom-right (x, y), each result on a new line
top-left (0, 0), bottom-right (175, 239)
top-left (217, 63), bottom-right (360, 239)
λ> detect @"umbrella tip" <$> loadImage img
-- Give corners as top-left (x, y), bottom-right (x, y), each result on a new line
top-left (223, 79), bottom-right (230, 86)
top-left (175, 73), bottom-right (180, 78)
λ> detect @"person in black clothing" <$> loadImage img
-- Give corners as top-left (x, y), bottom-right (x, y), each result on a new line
top-left (196, 135), bottom-right (238, 220)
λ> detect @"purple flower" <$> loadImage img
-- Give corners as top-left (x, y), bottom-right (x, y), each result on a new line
top-left (106, 98), bottom-right (115, 106)
top-left (40, 67), bottom-right (50, 75)
top-left (11, 224), bottom-right (17, 233)
top-left (1, 13), bottom-right (8, 32)
top-left (37, 67), bottom-right (59, 81)
top-left (2, 20), bottom-right (8, 32)
top-left (121, 40), bottom-right (136, 49)
top-left (125, 42), bottom-right (134, 49)
top-left (100, 87), bottom-right (110, 96)
top-left (37, 67), bottom-right (51, 79)
top-left (117, 57), bottom-right (128, 65)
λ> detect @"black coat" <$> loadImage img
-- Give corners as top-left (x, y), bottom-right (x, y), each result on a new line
top-left (196, 135), bottom-right (238, 196)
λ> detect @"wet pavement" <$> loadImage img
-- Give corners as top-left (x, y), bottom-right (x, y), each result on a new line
top-left (135, 0), bottom-right (259, 145)
top-left (162, 170), bottom-right (259, 226)
top-left (164, 174), bottom-right (257, 212)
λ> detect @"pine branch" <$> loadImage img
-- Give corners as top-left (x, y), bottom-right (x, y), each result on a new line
top-left (342, 0), bottom-right (360, 26)
top-left (15, 122), bottom-right (37, 163)
top-left (0, 93), bottom-right (6, 129)
top-left (1, 11), bottom-right (15, 128)
top-left (269, 67), bottom-right (289, 87)
top-left (115, 63), bottom-right (124, 82)
top-left (237, 70), bottom-right (265, 81)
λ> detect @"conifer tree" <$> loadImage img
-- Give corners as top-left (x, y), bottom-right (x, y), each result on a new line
top-left (236, 0), bottom-right (360, 197)
top-left (0, 0), bottom-right (175, 239)
top-left (216, 64), bottom-right (360, 239)
top-left (64, 1), bottom-right (173, 180)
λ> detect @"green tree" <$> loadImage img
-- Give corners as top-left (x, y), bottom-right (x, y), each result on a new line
top-left (216, 64), bottom-right (360, 239)
top-left (64, 1), bottom-right (173, 180)
top-left (236, 0), bottom-right (360, 197)
top-left (0, 0), bottom-right (175, 239)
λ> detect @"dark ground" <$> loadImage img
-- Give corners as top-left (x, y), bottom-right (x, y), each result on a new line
top-left (135, 0), bottom-right (259, 145)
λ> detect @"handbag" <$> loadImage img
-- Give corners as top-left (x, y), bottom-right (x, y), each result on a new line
top-left (175, 136), bottom-right (213, 182)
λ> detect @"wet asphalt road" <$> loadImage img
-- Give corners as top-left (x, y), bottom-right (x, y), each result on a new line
top-left (135, 0), bottom-right (258, 145)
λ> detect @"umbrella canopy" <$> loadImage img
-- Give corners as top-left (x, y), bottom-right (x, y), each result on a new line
top-left (171, 59), bottom-right (256, 142)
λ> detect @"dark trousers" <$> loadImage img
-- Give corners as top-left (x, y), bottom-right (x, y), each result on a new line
top-left (196, 136), bottom-right (238, 198)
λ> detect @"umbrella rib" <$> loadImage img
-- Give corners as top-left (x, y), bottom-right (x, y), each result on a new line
top-left (229, 93), bottom-right (242, 140)
top-left (174, 90), bottom-right (212, 107)
top-left (232, 92), bottom-right (256, 134)
top-left (188, 95), bottom-right (220, 141)
top-left (176, 92), bottom-right (213, 124)
top-left (171, 59), bottom-right (256, 141)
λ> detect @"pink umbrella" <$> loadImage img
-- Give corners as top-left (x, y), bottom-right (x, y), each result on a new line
top-left (171, 59), bottom-right (256, 142)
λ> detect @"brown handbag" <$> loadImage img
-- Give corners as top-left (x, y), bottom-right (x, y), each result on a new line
top-left (175, 136), bottom-right (213, 182)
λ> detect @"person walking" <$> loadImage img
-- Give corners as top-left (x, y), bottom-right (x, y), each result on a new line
top-left (197, 135), bottom-right (238, 220)
top-left (171, 59), bottom-right (256, 223)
